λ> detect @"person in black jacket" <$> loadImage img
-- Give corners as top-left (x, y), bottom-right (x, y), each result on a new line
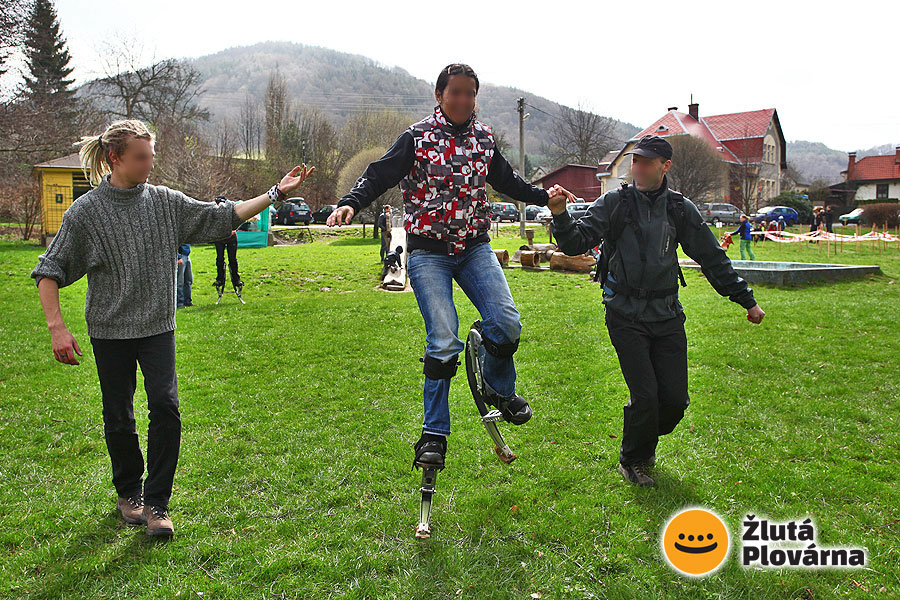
top-left (327, 64), bottom-right (548, 471)
top-left (547, 135), bottom-right (765, 487)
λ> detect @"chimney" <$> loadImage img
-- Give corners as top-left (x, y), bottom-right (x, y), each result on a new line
top-left (667, 106), bottom-right (678, 112)
top-left (895, 146), bottom-right (900, 164)
top-left (847, 152), bottom-right (856, 181)
top-left (688, 102), bottom-right (699, 121)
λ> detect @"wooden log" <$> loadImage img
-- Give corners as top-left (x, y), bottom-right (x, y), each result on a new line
top-left (493, 248), bottom-right (510, 266)
top-left (519, 250), bottom-right (542, 268)
top-left (549, 251), bottom-right (595, 273)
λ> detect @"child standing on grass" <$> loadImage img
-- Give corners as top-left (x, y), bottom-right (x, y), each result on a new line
top-left (31, 119), bottom-right (314, 536)
top-left (731, 214), bottom-right (756, 260)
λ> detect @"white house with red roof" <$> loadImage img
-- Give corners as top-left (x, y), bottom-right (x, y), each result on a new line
top-left (841, 147), bottom-right (900, 202)
top-left (598, 102), bottom-right (786, 209)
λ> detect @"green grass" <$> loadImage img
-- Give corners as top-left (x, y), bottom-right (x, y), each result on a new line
top-left (0, 226), bottom-right (898, 599)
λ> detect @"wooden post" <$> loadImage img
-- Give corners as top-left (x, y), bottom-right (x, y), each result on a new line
top-left (856, 223), bottom-right (860, 253)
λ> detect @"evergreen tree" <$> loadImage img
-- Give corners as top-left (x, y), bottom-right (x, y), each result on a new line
top-left (23, 0), bottom-right (74, 102)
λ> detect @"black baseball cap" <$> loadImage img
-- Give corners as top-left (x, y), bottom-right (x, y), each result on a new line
top-left (626, 135), bottom-right (673, 160)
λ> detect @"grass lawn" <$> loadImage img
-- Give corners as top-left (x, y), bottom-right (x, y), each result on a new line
top-left (0, 225), bottom-right (898, 599)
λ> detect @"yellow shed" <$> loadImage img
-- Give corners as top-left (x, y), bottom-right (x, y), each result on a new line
top-left (33, 153), bottom-right (91, 245)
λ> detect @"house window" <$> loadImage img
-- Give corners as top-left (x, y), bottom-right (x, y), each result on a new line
top-left (876, 183), bottom-right (889, 199)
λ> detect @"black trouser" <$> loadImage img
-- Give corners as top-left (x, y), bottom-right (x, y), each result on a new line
top-left (215, 237), bottom-right (240, 286)
top-left (380, 231), bottom-right (391, 261)
top-left (91, 331), bottom-right (180, 508)
top-left (605, 308), bottom-right (690, 466)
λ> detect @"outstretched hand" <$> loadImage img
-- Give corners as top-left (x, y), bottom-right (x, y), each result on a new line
top-left (279, 164), bottom-right (316, 197)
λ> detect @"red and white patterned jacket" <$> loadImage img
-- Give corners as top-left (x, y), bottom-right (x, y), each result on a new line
top-left (338, 106), bottom-right (548, 254)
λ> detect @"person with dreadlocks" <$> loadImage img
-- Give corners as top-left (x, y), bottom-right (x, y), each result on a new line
top-left (31, 119), bottom-right (314, 536)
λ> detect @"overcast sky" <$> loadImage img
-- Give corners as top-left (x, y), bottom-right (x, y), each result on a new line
top-left (53, 0), bottom-right (898, 152)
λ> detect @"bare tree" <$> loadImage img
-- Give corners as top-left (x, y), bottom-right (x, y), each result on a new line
top-left (729, 131), bottom-right (762, 214)
top-left (152, 121), bottom-right (234, 202)
top-left (0, 168), bottom-right (42, 240)
top-left (666, 134), bottom-right (726, 202)
top-left (546, 103), bottom-right (619, 167)
top-left (238, 92), bottom-right (263, 159)
top-left (0, 0), bottom-right (30, 81)
top-left (264, 68), bottom-right (288, 158)
top-left (88, 38), bottom-right (208, 128)
top-left (340, 108), bottom-right (413, 158)
top-left (337, 146), bottom-right (402, 225)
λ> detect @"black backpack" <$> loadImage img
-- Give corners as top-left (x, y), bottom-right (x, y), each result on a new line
top-left (593, 182), bottom-right (688, 294)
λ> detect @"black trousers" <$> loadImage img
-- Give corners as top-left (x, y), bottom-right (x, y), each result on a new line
top-left (215, 237), bottom-right (240, 286)
top-left (91, 331), bottom-right (181, 507)
top-left (605, 308), bottom-right (690, 465)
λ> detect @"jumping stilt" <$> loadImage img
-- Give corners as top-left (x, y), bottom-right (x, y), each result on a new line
top-left (213, 281), bottom-right (246, 305)
top-left (415, 465), bottom-right (439, 539)
top-left (465, 321), bottom-right (517, 464)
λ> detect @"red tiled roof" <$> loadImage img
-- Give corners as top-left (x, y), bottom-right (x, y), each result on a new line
top-left (850, 154), bottom-right (900, 181)
top-left (703, 109), bottom-right (775, 140)
top-left (630, 108), bottom-right (780, 166)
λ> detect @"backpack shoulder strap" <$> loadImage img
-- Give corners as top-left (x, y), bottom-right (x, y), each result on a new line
top-left (666, 189), bottom-right (689, 288)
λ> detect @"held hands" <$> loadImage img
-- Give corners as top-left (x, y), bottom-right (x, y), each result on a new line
top-left (278, 164), bottom-right (316, 197)
top-left (326, 205), bottom-right (355, 227)
top-left (547, 184), bottom-right (576, 215)
top-left (747, 304), bottom-right (765, 324)
top-left (50, 325), bottom-right (82, 365)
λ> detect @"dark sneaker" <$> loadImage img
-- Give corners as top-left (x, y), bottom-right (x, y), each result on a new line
top-left (116, 493), bottom-right (146, 525)
top-left (143, 505), bottom-right (175, 537)
top-left (619, 462), bottom-right (656, 487)
top-left (486, 391), bottom-right (533, 425)
top-left (413, 433), bottom-right (447, 470)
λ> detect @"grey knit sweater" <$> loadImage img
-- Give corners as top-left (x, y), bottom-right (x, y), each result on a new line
top-left (31, 175), bottom-right (244, 339)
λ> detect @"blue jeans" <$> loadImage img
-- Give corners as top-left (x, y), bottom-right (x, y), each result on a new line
top-left (407, 242), bottom-right (521, 436)
top-left (177, 256), bottom-right (192, 306)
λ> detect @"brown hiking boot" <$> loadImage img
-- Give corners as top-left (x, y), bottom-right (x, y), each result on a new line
top-left (116, 493), bottom-right (146, 525)
top-left (619, 462), bottom-right (656, 487)
top-left (143, 505), bottom-right (174, 537)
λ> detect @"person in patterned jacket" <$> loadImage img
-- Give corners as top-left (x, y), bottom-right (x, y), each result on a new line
top-left (328, 64), bottom-right (549, 470)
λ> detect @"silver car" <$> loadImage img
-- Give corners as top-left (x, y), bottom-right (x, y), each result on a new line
top-left (697, 202), bottom-right (742, 224)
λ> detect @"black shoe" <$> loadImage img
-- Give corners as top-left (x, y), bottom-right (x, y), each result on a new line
top-left (485, 391), bottom-right (532, 425)
top-left (413, 433), bottom-right (447, 470)
top-left (619, 462), bottom-right (656, 487)
top-left (213, 280), bottom-right (224, 288)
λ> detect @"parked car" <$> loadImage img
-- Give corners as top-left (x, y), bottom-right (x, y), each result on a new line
top-left (312, 204), bottom-right (336, 224)
top-left (696, 201), bottom-right (742, 224)
top-left (751, 206), bottom-right (799, 226)
top-left (566, 202), bottom-right (592, 220)
top-left (525, 204), bottom-right (545, 221)
top-left (535, 206), bottom-right (552, 224)
top-left (491, 202), bottom-right (520, 222)
top-left (275, 199), bottom-right (312, 225)
top-left (269, 205), bottom-right (277, 225)
top-left (839, 208), bottom-right (864, 225)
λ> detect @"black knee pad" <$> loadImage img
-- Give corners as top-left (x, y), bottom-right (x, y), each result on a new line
top-left (421, 354), bottom-right (460, 380)
top-left (481, 332), bottom-right (519, 358)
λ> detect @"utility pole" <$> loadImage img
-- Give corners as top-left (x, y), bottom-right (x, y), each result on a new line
top-left (517, 97), bottom-right (527, 238)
